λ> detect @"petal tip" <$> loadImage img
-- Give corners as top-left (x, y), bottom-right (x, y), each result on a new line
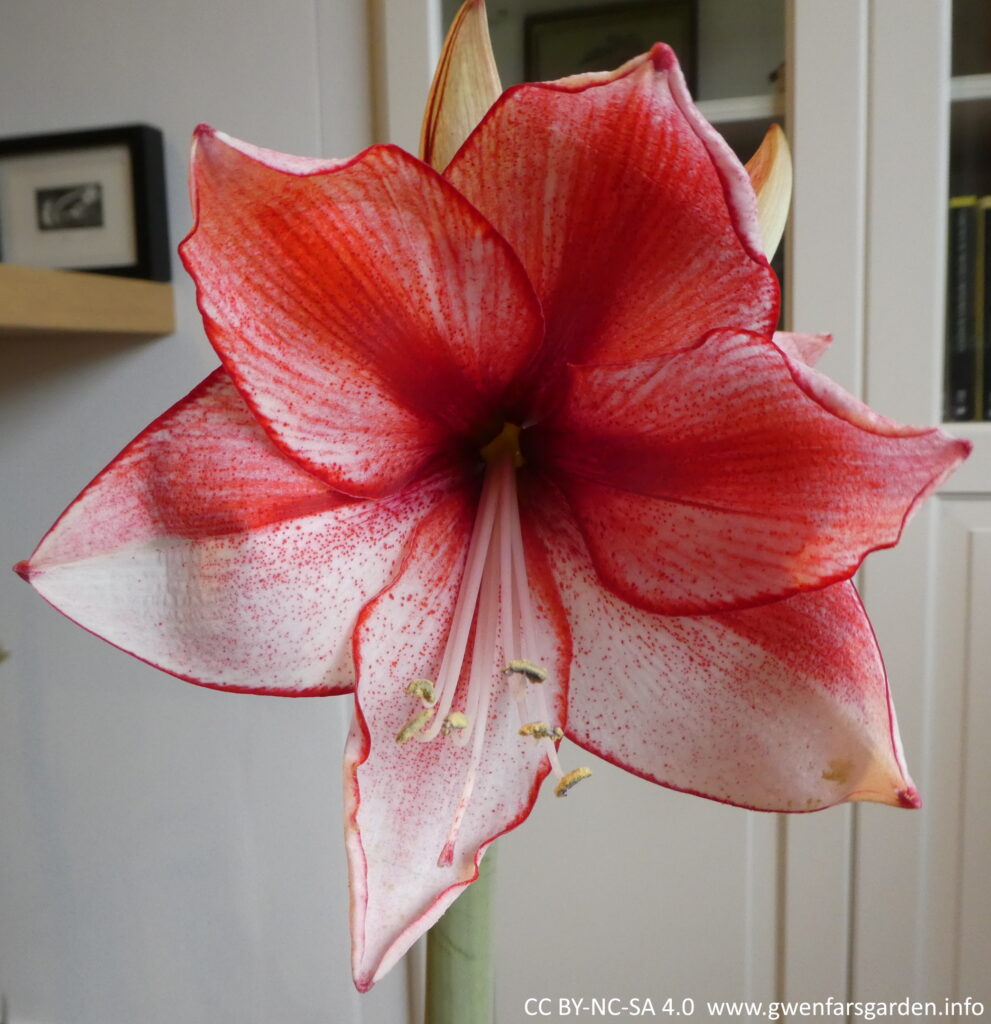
top-left (353, 972), bottom-right (374, 994)
top-left (13, 559), bottom-right (33, 582)
top-left (897, 786), bottom-right (923, 810)
top-left (647, 42), bottom-right (678, 72)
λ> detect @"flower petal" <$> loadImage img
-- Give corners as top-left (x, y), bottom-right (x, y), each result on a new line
top-left (345, 486), bottom-right (569, 990)
top-left (533, 330), bottom-right (970, 614)
top-left (444, 44), bottom-right (778, 380)
top-left (180, 128), bottom-right (543, 498)
top-left (745, 124), bottom-right (792, 260)
top-left (530, 498), bottom-right (918, 811)
top-left (18, 370), bottom-right (455, 694)
top-left (420, 0), bottom-right (502, 172)
top-left (773, 330), bottom-right (831, 365)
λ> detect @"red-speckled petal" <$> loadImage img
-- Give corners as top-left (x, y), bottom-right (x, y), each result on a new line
top-left (445, 45), bottom-right (777, 384)
top-left (530, 495), bottom-right (918, 811)
top-left (345, 488), bottom-right (569, 991)
top-left (534, 330), bottom-right (970, 614)
top-left (18, 369), bottom-right (457, 695)
top-left (180, 127), bottom-right (543, 498)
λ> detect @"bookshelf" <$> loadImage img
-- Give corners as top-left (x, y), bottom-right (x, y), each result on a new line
top-left (374, 0), bottom-right (990, 1012)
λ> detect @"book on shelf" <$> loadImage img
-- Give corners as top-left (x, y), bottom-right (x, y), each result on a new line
top-left (944, 194), bottom-right (991, 422)
top-left (982, 197), bottom-right (991, 422)
top-left (945, 196), bottom-right (978, 421)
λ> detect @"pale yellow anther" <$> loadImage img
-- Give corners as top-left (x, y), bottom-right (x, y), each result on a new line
top-left (406, 678), bottom-right (437, 703)
top-left (396, 707), bottom-right (435, 744)
top-left (442, 712), bottom-right (469, 736)
top-left (519, 721), bottom-right (564, 742)
top-left (503, 659), bottom-right (548, 683)
top-left (554, 766), bottom-right (592, 798)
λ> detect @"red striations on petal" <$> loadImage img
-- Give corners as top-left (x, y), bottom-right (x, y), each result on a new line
top-left (181, 129), bottom-right (543, 498)
top-left (445, 44), bottom-right (778, 388)
top-left (534, 330), bottom-right (970, 614)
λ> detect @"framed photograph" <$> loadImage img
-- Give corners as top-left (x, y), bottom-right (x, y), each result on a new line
top-left (525, 1), bottom-right (697, 90)
top-left (0, 124), bottom-right (170, 281)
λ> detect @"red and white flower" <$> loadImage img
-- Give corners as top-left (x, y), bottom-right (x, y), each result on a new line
top-left (16, 0), bottom-right (968, 992)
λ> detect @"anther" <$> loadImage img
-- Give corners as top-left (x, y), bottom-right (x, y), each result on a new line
top-left (554, 766), bottom-right (592, 797)
top-left (503, 659), bottom-right (548, 683)
top-left (406, 678), bottom-right (436, 703)
top-left (519, 721), bottom-right (564, 742)
top-left (441, 712), bottom-right (469, 736)
top-left (396, 708), bottom-right (435, 744)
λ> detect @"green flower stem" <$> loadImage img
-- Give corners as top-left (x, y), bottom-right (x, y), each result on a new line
top-left (425, 844), bottom-right (496, 1024)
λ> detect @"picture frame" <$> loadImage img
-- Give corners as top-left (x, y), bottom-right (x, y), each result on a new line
top-left (0, 124), bottom-right (170, 281)
top-left (524, 1), bottom-right (697, 91)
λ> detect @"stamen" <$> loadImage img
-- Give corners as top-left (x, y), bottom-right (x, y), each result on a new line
top-left (554, 766), bottom-right (592, 797)
top-left (441, 712), bottom-right (468, 736)
top-left (519, 721), bottom-right (564, 742)
top-left (504, 474), bottom-right (568, 782)
top-left (395, 708), bottom-right (435, 744)
top-left (436, 528), bottom-right (503, 865)
top-left (418, 467), bottom-right (501, 741)
top-left (503, 659), bottom-right (548, 683)
top-left (405, 678), bottom-right (436, 703)
top-left (402, 445), bottom-right (590, 865)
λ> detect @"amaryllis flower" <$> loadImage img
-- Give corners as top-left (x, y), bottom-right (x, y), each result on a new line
top-left (16, 2), bottom-right (968, 993)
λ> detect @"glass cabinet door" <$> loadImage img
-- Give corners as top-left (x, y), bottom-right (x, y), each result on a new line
top-left (945, 0), bottom-right (991, 421)
top-left (440, 0), bottom-right (785, 166)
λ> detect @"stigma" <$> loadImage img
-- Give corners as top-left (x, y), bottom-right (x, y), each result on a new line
top-left (392, 440), bottom-right (590, 865)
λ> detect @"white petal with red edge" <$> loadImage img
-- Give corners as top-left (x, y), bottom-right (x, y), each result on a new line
top-left (345, 488), bottom-right (569, 990)
top-left (445, 45), bottom-right (777, 381)
top-left (529, 497), bottom-right (917, 811)
top-left (535, 330), bottom-right (970, 614)
top-left (181, 128), bottom-right (543, 499)
top-left (19, 370), bottom-right (457, 695)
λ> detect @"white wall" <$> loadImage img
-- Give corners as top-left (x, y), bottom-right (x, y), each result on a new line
top-left (0, 2), bottom-right (410, 1022)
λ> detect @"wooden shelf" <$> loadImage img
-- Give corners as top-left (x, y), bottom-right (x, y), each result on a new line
top-left (0, 263), bottom-right (174, 336)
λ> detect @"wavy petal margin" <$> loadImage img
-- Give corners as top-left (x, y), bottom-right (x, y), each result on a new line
top-left (529, 494), bottom-right (918, 811)
top-left (535, 330), bottom-right (970, 614)
top-left (181, 128), bottom-right (543, 498)
top-left (17, 370), bottom-right (457, 694)
top-left (445, 44), bottom-right (778, 385)
top-left (345, 487), bottom-right (569, 990)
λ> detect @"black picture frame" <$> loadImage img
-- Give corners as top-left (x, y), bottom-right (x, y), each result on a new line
top-left (0, 124), bottom-right (170, 281)
top-left (524, 1), bottom-right (697, 91)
